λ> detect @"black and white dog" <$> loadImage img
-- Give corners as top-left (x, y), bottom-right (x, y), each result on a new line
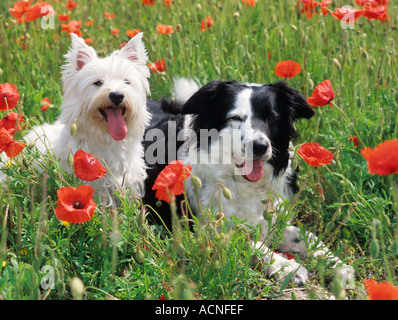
top-left (143, 79), bottom-right (353, 285)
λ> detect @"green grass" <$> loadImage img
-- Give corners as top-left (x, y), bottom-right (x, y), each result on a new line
top-left (0, 0), bottom-right (397, 300)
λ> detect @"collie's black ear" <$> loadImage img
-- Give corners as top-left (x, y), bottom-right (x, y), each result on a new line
top-left (272, 81), bottom-right (314, 120)
top-left (180, 80), bottom-right (240, 133)
top-left (181, 80), bottom-right (225, 115)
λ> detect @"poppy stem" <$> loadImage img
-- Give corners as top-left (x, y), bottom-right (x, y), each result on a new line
top-left (330, 101), bottom-right (365, 147)
top-left (388, 175), bottom-right (398, 213)
top-left (95, 156), bottom-right (123, 193)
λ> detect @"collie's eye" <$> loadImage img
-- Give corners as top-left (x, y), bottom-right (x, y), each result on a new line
top-left (229, 115), bottom-right (243, 122)
top-left (124, 79), bottom-right (131, 85)
top-left (93, 80), bottom-right (103, 86)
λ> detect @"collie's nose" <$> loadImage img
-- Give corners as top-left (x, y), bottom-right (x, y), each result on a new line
top-left (252, 140), bottom-right (269, 158)
top-left (109, 91), bottom-right (124, 105)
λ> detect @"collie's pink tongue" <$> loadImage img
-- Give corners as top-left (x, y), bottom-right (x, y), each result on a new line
top-left (243, 159), bottom-right (264, 182)
top-left (104, 108), bottom-right (127, 141)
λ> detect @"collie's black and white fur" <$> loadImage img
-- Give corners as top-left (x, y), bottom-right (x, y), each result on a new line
top-left (143, 79), bottom-right (353, 285)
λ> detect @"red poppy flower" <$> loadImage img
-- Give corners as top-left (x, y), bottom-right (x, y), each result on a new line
top-left (348, 136), bottom-right (359, 147)
top-left (242, 0), bottom-right (257, 7)
top-left (274, 60), bottom-right (302, 79)
top-left (362, 5), bottom-right (389, 21)
top-left (361, 140), bottom-right (398, 176)
top-left (331, 7), bottom-right (364, 24)
top-left (297, 0), bottom-right (319, 18)
top-left (25, 1), bottom-right (53, 23)
top-left (73, 149), bottom-right (107, 181)
top-left (40, 97), bottom-right (51, 112)
top-left (9, 0), bottom-right (31, 20)
top-left (61, 20), bottom-right (82, 37)
top-left (163, 0), bottom-right (173, 8)
top-left (104, 12), bottom-right (115, 19)
top-left (84, 38), bottom-right (93, 45)
top-left (307, 80), bottom-right (334, 107)
top-left (298, 142), bottom-right (334, 166)
top-left (200, 17), bottom-right (215, 31)
top-left (152, 160), bottom-right (192, 203)
top-left (148, 58), bottom-right (166, 73)
top-left (0, 83), bottom-right (20, 111)
top-left (111, 28), bottom-right (120, 36)
top-left (142, 0), bottom-right (156, 5)
top-left (55, 185), bottom-right (97, 224)
top-left (126, 29), bottom-right (141, 38)
top-left (356, 0), bottom-right (390, 7)
top-left (0, 112), bottom-right (24, 134)
top-left (156, 25), bottom-right (174, 34)
top-left (66, 0), bottom-right (78, 11)
top-left (0, 127), bottom-right (25, 158)
top-left (58, 14), bottom-right (70, 22)
top-left (363, 279), bottom-right (398, 300)
top-left (86, 19), bottom-right (95, 27)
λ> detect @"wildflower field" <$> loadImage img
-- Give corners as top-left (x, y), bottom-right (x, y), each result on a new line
top-left (1, 0), bottom-right (398, 301)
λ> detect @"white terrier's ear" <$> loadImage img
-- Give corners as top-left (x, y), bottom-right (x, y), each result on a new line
top-left (67, 33), bottom-right (97, 71)
top-left (119, 32), bottom-right (148, 65)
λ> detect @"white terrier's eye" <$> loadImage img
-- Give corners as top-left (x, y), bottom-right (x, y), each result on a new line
top-left (93, 81), bottom-right (103, 86)
top-left (124, 79), bottom-right (131, 85)
top-left (229, 115), bottom-right (243, 122)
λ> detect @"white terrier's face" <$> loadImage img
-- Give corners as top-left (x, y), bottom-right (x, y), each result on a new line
top-left (61, 33), bottom-right (150, 142)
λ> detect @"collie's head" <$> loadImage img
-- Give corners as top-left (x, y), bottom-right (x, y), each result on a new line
top-left (179, 80), bottom-right (314, 182)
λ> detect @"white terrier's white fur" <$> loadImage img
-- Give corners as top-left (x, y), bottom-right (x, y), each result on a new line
top-left (24, 33), bottom-right (151, 205)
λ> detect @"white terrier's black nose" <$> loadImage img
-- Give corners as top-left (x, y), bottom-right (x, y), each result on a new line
top-left (109, 92), bottom-right (124, 105)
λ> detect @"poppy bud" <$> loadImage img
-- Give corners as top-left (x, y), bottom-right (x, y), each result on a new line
top-left (333, 58), bottom-right (341, 70)
top-left (307, 77), bottom-right (314, 90)
top-left (144, 293), bottom-right (153, 300)
top-left (176, 24), bottom-right (182, 32)
top-left (360, 47), bottom-right (368, 59)
top-left (215, 211), bottom-right (225, 221)
top-left (212, 259), bottom-right (220, 269)
top-left (278, 29), bottom-right (284, 40)
top-left (69, 277), bottom-right (85, 300)
top-left (195, 3), bottom-right (201, 11)
top-left (222, 186), bottom-right (232, 200)
top-left (191, 175), bottom-right (202, 189)
top-left (325, 221), bottom-right (334, 233)
top-left (70, 119), bottom-right (78, 136)
top-left (175, 242), bottom-right (186, 256)
top-left (382, 214), bottom-right (390, 226)
top-left (135, 249), bottom-right (145, 263)
top-left (140, 224), bottom-right (149, 237)
top-left (22, 158), bottom-right (29, 168)
top-left (391, 240), bottom-right (398, 256)
top-left (369, 239), bottom-right (380, 258)
top-left (371, 219), bottom-right (379, 238)
top-left (204, 246), bottom-right (211, 257)
top-left (156, 200), bottom-right (162, 207)
top-left (67, 146), bottom-right (74, 167)
top-left (26, 140), bottom-right (36, 149)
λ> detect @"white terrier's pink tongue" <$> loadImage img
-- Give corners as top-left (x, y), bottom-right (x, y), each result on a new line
top-left (244, 159), bottom-right (264, 182)
top-left (104, 108), bottom-right (127, 141)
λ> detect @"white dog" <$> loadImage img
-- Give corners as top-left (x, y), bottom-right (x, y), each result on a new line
top-left (24, 33), bottom-right (151, 205)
